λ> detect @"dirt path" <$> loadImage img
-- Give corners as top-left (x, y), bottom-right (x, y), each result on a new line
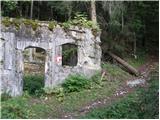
top-left (61, 59), bottom-right (158, 119)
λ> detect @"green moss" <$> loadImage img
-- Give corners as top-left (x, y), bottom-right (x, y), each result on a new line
top-left (23, 19), bottom-right (39, 31)
top-left (2, 18), bottom-right (39, 31)
top-left (2, 16), bottom-right (100, 34)
top-left (48, 21), bottom-right (57, 31)
top-left (2, 18), bottom-right (21, 30)
top-left (12, 18), bottom-right (21, 30)
top-left (2, 17), bottom-right (12, 27)
top-left (62, 22), bottom-right (71, 29)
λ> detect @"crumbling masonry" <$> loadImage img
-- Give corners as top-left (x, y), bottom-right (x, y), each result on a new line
top-left (0, 19), bottom-right (101, 96)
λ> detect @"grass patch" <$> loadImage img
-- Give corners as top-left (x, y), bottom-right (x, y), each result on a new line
top-left (125, 51), bottom-right (147, 68)
top-left (102, 62), bottom-right (131, 80)
top-left (1, 93), bottom-right (34, 119)
top-left (81, 69), bottom-right (159, 119)
top-left (1, 63), bottom-right (132, 118)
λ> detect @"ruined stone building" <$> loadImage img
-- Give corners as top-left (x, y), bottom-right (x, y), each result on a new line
top-left (0, 18), bottom-right (101, 96)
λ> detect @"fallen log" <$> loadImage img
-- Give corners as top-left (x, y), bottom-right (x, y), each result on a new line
top-left (107, 51), bottom-right (140, 76)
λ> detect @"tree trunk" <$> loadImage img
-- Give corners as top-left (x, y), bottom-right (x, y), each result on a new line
top-left (109, 2), bottom-right (112, 17)
top-left (19, 1), bottom-right (22, 17)
top-left (30, 0), bottom-right (33, 19)
top-left (25, 5), bottom-right (29, 18)
top-left (107, 52), bottom-right (139, 76)
top-left (38, 1), bottom-right (40, 19)
top-left (121, 8), bottom-right (124, 31)
top-left (29, 0), bottom-right (34, 62)
top-left (133, 32), bottom-right (137, 59)
top-left (90, 0), bottom-right (97, 23)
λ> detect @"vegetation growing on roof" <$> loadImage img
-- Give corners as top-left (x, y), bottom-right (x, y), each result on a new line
top-left (2, 17), bottom-right (39, 31)
top-left (22, 19), bottom-right (39, 31)
top-left (48, 21), bottom-right (57, 31)
top-left (2, 14), bottom-right (100, 33)
top-left (2, 17), bottom-right (12, 27)
top-left (62, 13), bottom-right (100, 32)
top-left (2, 17), bottom-right (21, 30)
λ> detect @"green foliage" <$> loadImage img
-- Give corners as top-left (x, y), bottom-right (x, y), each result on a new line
top-left (2, 17), bottom-right (21, 30)
top-left (1, 96), bottom-right (33, 119)
top-left (2, 17), bottom-right (12, 27)
top-left (47, 1), bottom-right (73, 21)
top-left (138, 71), bottom-right (159, 118)
top-left (62, 47), bottom-right (77, 62)
top-left (126, 50), bottom-right (147, 68)
top-left (108, 20), bottom-right (121, 34)
top-left (48, 21), bottom-right (57, 31)
top-left (62, 12), bottom-right (100, 32)
top-left (23, 75), bottom-right (44, 96)
top-left (1, 1), bottom-right (17, 16)
top-left (82, 71), bottom-right (159, 119)
top-left (1, 66), bottom-right (132, 119)
top-left (43, 86), bottom-right (65, 102)
top-left (62, 74), bottom-right (91, 93)
top-left (2, 18), bottom-right (39, 31)
top-left (23, 19), bottom-right (39, 31)
top-left (12, 18), bottom-right (21, 30)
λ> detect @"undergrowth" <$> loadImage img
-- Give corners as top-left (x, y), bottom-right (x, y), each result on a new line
top-left (82, 70), bottom-right (159, 119)
top-left (2, 13), bottom-right (100, 32)
top-left (1, 62), bottom-right (137, 119)
top-left (23, 74), bottom-right (44, 96)
top-left (62, 74), bottom-right (91, 93)
top-left (126, 50), bottom-right (147, 68)
top-left (1, 92), bottom-right (34, 119)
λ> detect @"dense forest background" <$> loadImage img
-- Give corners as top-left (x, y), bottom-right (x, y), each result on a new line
top-left (1, 1), bottom-right (159, 59)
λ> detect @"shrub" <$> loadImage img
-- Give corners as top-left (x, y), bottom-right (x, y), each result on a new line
top-left (43, 86), bottom-right (65, 102)
top-left (62, 74), bottom-right (91, 93)
top-left (23, 74), bottom-right (44, 96)
top-left (62, 12), bottom-right (100, 32)
top-left (1, 96), bottom-right (33, 119)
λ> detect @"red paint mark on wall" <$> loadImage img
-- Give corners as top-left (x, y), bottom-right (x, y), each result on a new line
top-left (56, 56), bottom-right (62, 63)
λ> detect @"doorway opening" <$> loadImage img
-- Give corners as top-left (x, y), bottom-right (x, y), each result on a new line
top-left (23, 47), bottom-right (46, 96)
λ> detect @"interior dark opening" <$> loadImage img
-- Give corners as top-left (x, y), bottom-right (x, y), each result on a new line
top-left (62, 43), bottom-right (78, 66)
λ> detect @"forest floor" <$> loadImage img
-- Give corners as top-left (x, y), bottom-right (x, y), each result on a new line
top-left (1, 55), bottom-right (159, 119)
top-left (61, 57), bottom-right (158, 118)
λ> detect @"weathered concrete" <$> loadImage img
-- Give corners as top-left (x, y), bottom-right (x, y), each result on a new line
top-left (0, 20), bottom-right (101, 96)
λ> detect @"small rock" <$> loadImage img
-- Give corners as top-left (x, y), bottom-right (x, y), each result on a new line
top-left (127, 79), bottom-right (145, 88)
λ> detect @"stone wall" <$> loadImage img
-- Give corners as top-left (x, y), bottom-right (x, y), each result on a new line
top-left (0, 20), bottom-right (101, 96)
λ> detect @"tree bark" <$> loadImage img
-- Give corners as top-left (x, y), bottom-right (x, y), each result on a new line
top-left (133, 32), bottom-right (137, 59)
top-left (107, 52), bottom-right (139, 76)
top-left (29, 0), bottom-right (34, 62)
top-left (90, 0), bottom-right (97, 23)
top-left (121, 8), bottom-right (124, 31)
top-left (30, 0), bottom-right (33, 19)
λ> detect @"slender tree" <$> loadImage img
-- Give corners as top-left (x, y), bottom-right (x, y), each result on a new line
top-left (29, 0), bottom-right (34, 62)
top-left (30, 0), bottom-right (33, 19)
top-left (90, 0), bottom-right (97, 23)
